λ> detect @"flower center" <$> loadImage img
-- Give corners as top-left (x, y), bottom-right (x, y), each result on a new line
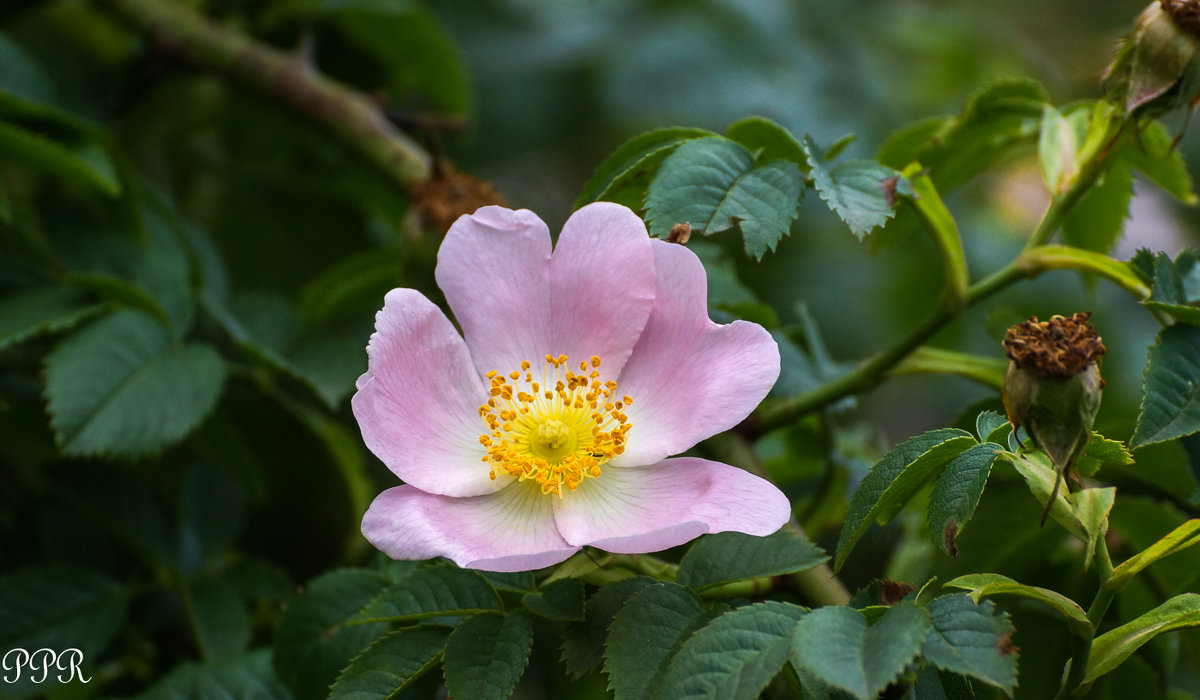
top-left (478, 354), bottom-right (633, 497)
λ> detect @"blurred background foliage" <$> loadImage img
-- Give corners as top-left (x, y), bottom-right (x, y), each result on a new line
top-left (2, 0), bottom-right (1199, 698)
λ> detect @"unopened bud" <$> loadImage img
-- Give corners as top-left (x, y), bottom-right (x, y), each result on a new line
top-left (1163, 0), bottom-right (1200, 35)
top-left (1105, 2), bottom-right (1200, 114)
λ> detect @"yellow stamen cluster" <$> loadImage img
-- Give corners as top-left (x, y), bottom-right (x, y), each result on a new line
top-left (478, 354), bottom-right (633, 497)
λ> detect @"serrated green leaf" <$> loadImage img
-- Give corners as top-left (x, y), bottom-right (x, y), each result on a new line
top-left (0, 286), bottom-right (102, 350)
top-left (804, 135), bottom-right (909, 240)
top-left (560, 577), bottom-right (658, 676)
top-left (135, 648), bottom-right (290, 700)
top-left (1038, 105), bottom-right (1079, 195)
top-left (1133, 324), bottom-right (1200, 447)
top-left (1141, 250), bottom-right (1200, 323)
top-left (677, 530), bottom-right (828, 590)
top-left (480, 571), bottom-right (537, 594)
top-left (912, 666), bottom-right (977, 700)
top-left (975, 411), bottom-right (1009, 444)
top-left (725, 116), bottom-right (808, 167)
top-left (604, 583), bottom-right (708, 700)
top-left (0, 565), bottom-right (127, 697)
top-left (999, 450), bottom-right (1087, 539)
top-left (522, 579), bottom-right (586, 621)
top-left (791, 603), bottom-right (928, 700)
top-left (43, 310), bottom-right (225, 458)
top-left (1085, 593), bottom-right (1200, 683)
top-left (835, 428), bottom-right (977, 570)
top-left (651, 601), bottom-right (806, 700)
top-left (1062, 159), bottom-right (1133, 253)
top-left (928, 443), bottom-right (1001, 558)
top-left (356, 563), bottom-right (502, 623)
top-left (1108, 519), bottom-right (1200, 593)
top-left (1084, 433), bottom-right (1134, 465)
top-left (273, 568), bottom-right (391, 700)
top-left (942, 573), bottom-right (1091, 636)
top-left (921, 594), bottom-right (1018, 692)
top-left (1121, 119), bottom-right (1198, 204)
top-left (328, 625), bottom-right (450, 700)
top-left (0, 121), bottom-right (120, 195)
top-left (645, 136), bottom-right (803, 259)
top-left (443, 612), bottom-right (533, 700)
top-left (576, 126), bottom-right (716, 209)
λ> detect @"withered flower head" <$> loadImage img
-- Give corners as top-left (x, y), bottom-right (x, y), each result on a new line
top-left (1003, 312), bottom-right (1106, 378)
top-left (413, 163), bottom-right (507, 234)
top-left (1163, 0), bottom-right (1200, 35)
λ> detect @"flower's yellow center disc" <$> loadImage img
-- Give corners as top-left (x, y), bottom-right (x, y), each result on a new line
top-left (478, 354), bottom-right (633, 497)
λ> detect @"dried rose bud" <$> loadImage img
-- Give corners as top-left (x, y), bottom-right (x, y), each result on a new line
top-left (1002, 312), bottom-right (1105, 523)
top-left (1105, 2), bottom-right (1200, 114)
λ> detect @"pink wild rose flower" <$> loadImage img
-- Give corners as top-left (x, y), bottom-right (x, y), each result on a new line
top-left (353, 202), bottom-right (790, 572)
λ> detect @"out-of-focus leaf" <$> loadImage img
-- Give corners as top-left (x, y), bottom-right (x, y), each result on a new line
top-left (0, 286), bottom-right (103, 350)
top-left (803, 135), bottom-right (910, 240)
top-left (1038, 104), bottom-right (1078, 195)
top-left (1121, 120), bottom-right (1198, 204)
top-left (943, 573), bottom-right (1091, 636)
top-left (835, 428), bottom-right (977, 570)
top-left (645, 136), bottom-right (803, 259)
top-left (135, 649), bottom-right (290, 700)
top-left (1062, 160), bottom-right (1132, 253)
top-left (328, 625), bottom-right (450, 700)
top-left (677, 530), bottom-right (828, 590)
top-left (297, 247), bottom-right (402, 330)
top-left (0, 121), bottom-right (120, 195)
top-left (790, 603), bottom-right (928, 700)
top-left (1085, 593), bottom-right (1200, 683)
top-left (1108, 518), bottom-right (1200, 593)
top-left (575, 126), bottom-right (715, 208)
top-left (920, 594), bottom-right (1018, 692)
top-left (928, 443), bottom-right (1001, 558)
top-left (273, 568), bottom-right (391, 700)
top-left (651, 601), bottom-right (806, 700)
top-left (43, 310), bottom-right (225, 458)
top-left (1133, 324), bottom-right (1200, 447)
top-left (604, 583), bottom-right (709, 700)
top-left (1110, 496), bottom-right (1200, 594)
top-left (187, 578), bottom-right (252, 660)
top-left (443, 612), bottom-right (533, 700)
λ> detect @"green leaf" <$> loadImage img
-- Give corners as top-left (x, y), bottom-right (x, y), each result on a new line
top-left (645, 136), bottom-right (804, 259)
top-left (443, 612), bottom-right (534, 700)
top-left (835, 428), bottom-right (978, 570)
top-left (328, 625), bottom-right (450, 700)
top-left (135, 649), bottom-right (291, 700)
top-left (942, 573), bottom-right (1091, 636)
top-left (522, 579), bottom-right (586, 621)
top-left (912, 667), bottom-right (977, 700)
top-left (297, 247), bottom-right (404, 330)
top-left (356, 563), bottom-right (502, 623)
top-left (790, 603), bottom-right (929, 700)
top-left (1121, 119), bottom-right (1198, 204)
top-left (576, 126), bottom-right (716, 209)
top-left (604, 583), bottom-right (708, 700)
top-left (560, 577), bottom-right (658, 676)
top-left (975, 411), bottom-right (1010, 444)
top-left (1075, 487), bottom-right (1116, 567)
top-left (0, 33), bottom-right (61, 111)
top-left (1038, 105), bottom-right (1079, 195)
top-left (1000, 450), bottom-right (1087, 539)
top-left (0, 121), bottom-right (120, 195)
top-left (920, 594), bottom-right (1018, 692)
top-left (43, 310), bottom-right (226, 458)
top-left (273, 568), bottom-right (391, 700)
top-left (928, 443), bottom-right (1001, 558)
top-left (804, 135), bottom-right (909, 240)
top-left (677, 530), bottom-right (828, 590)
top-left (651, 601), bottom-right (807, 700)
top-left (0, 565), bottom-right (127, 697)
top-left (1141, 250), bottom-right (1200, 324)
top-left (0, 286), bottom-right (102, 350)
top-left (1084, 593), bottom-right (1200, 683)
top-left (725, 116), bottom-right (808, 167)
top-left (1110, 496), bottom-right (1200, 594)
top-left (1062, 160), bottom-right (1133, 253)
top-left (1108, 519), bottom-right (1200, 592)
top-left (1133, 324), bottom-right (1200, 447)
top-left (187, 578), bottom-right (252, 661)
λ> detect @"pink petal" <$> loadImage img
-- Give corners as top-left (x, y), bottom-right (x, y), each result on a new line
top-left (352, 288), bottom-right (500, 497)
top-left (612, 240), bottom-right (779, 466)
top-left (362, 484), bottom-right (579, 572)
top-left (552, 457), bottom-right (790, 553)
top-left (435, 203), bottom-right (656, 379)
top-left (435, 206), bottom-right (553, 377)
top-left (548, 202), bottom-right (657, 379)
